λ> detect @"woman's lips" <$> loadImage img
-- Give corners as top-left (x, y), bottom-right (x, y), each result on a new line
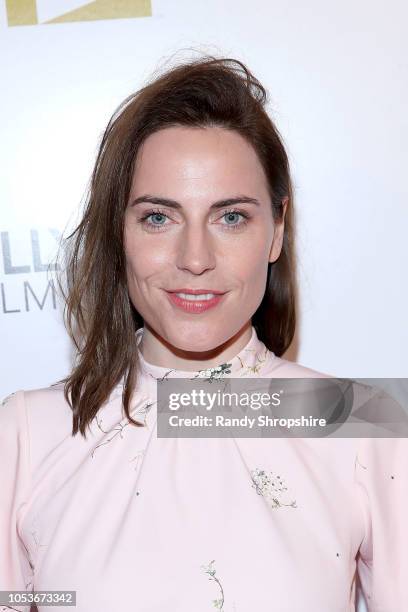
top-left (165, 291), bottom-right (226, 314)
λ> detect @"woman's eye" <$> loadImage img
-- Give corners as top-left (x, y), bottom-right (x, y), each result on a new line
top-left (139, 210), bottom-right (171, 231)
top-left (139, 209), bottom-right (249, 232)
top-left (147, 212), bottom-right (168, 226)
top-left (220, 210), bottom-right (249, 229)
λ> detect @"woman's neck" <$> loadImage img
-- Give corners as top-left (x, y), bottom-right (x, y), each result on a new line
top-left (138, 321), bottom-right (253, 372)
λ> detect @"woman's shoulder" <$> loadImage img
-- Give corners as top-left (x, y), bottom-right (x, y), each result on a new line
top-left (1, 383), bottom-right (75, 458)
top-left (1, 383), bottom-right (82, 477)
top-left (1, 380), bottom-right (123, 440)
top-left (1, 381), bottom-right (73, 425)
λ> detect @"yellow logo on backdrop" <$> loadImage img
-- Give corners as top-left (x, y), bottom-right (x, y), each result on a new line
top-left (6, 0), bottom-right (151, 26)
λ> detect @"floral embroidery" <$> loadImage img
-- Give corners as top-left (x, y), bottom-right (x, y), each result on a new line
top-left (130, 399), bottom-right (155, 424)
top-left (91, 400), bottom-right (153, 458)
top-left (237, 347), bottom-right (269, 376)
top-left (91, 418), bottom-right (133, 458)
top-left (30, 515), bottom-right (48, 552)
top-left (148, 363), bottom-right (233, 383)
top-left (201, 560), bottom-right (225, 609)
top-left (250, 468), bottom-right (297, 509)
top-left (194, 363), bottom-right (232, 382)
top-left (147, 370), bottom-right (176, 382)
top-left (129, 450), bottom-right (144, 472)
top-left (31, 529), bottom-right (48, 550)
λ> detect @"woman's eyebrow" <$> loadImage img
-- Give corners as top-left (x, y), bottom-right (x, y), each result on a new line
top-left (130, 194), bottom-right (261, 210)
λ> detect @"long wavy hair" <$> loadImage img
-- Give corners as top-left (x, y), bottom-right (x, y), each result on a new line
top-left (57, 54), bottom-right (297, 437)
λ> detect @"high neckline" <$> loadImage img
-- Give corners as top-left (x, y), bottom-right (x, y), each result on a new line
top-left (134, 325), bottom-right (275, 381)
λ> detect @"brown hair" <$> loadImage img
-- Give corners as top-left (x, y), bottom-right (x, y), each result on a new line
top-left (57, 54), bottom-right (297, 438)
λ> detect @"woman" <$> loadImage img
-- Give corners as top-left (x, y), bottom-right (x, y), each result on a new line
top-left (1, 56), bottom-right (407, 611)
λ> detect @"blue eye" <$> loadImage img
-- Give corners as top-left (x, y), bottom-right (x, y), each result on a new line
top-left (149, 212), bottom-right (167, 225)
top-left (139, 208), bottom-right (250, 232)
top-left (139, 210), bottom-right (169, 231)
top-left (222, 211), bottom-right (246, 225)
top-left (219, 209), bottom-right (250, 230)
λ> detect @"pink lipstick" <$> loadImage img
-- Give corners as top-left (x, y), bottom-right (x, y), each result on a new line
top-left (165, 289), bottom-right (226, 314)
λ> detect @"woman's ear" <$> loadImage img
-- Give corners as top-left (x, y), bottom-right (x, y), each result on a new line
top-left (268, 197), bottom-right (288, 263)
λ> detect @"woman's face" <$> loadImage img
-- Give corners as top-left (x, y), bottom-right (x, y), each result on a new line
top-left (124, 126), bottom-right (286, 353)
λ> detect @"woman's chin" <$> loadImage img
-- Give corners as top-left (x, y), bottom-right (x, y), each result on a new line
top-left (162, 326), bottom-right (229, 354)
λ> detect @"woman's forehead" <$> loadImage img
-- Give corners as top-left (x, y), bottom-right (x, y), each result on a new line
top-left (131, 126), bottom-right (269, 197)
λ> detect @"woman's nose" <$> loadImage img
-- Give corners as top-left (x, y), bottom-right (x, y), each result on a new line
top-left (175, 225), bottom-right (216, 274)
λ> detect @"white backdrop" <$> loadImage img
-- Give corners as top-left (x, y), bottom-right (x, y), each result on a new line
top-left (1, 2), bottom-right (407, 608)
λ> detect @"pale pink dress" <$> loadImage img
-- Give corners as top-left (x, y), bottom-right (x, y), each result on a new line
top-left (1, 325), bottom-right (407, 611)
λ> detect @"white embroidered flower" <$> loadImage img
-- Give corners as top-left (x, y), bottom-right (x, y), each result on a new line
top-left (250, 468), bottom-right (297, 509)
top-left (196, 363), bottom-right (232, 381)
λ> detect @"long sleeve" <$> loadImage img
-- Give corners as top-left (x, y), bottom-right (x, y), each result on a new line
top-left (355, 435), bottom-right (408, 610)
top-left (0, 390), bottom-right (34, 595)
